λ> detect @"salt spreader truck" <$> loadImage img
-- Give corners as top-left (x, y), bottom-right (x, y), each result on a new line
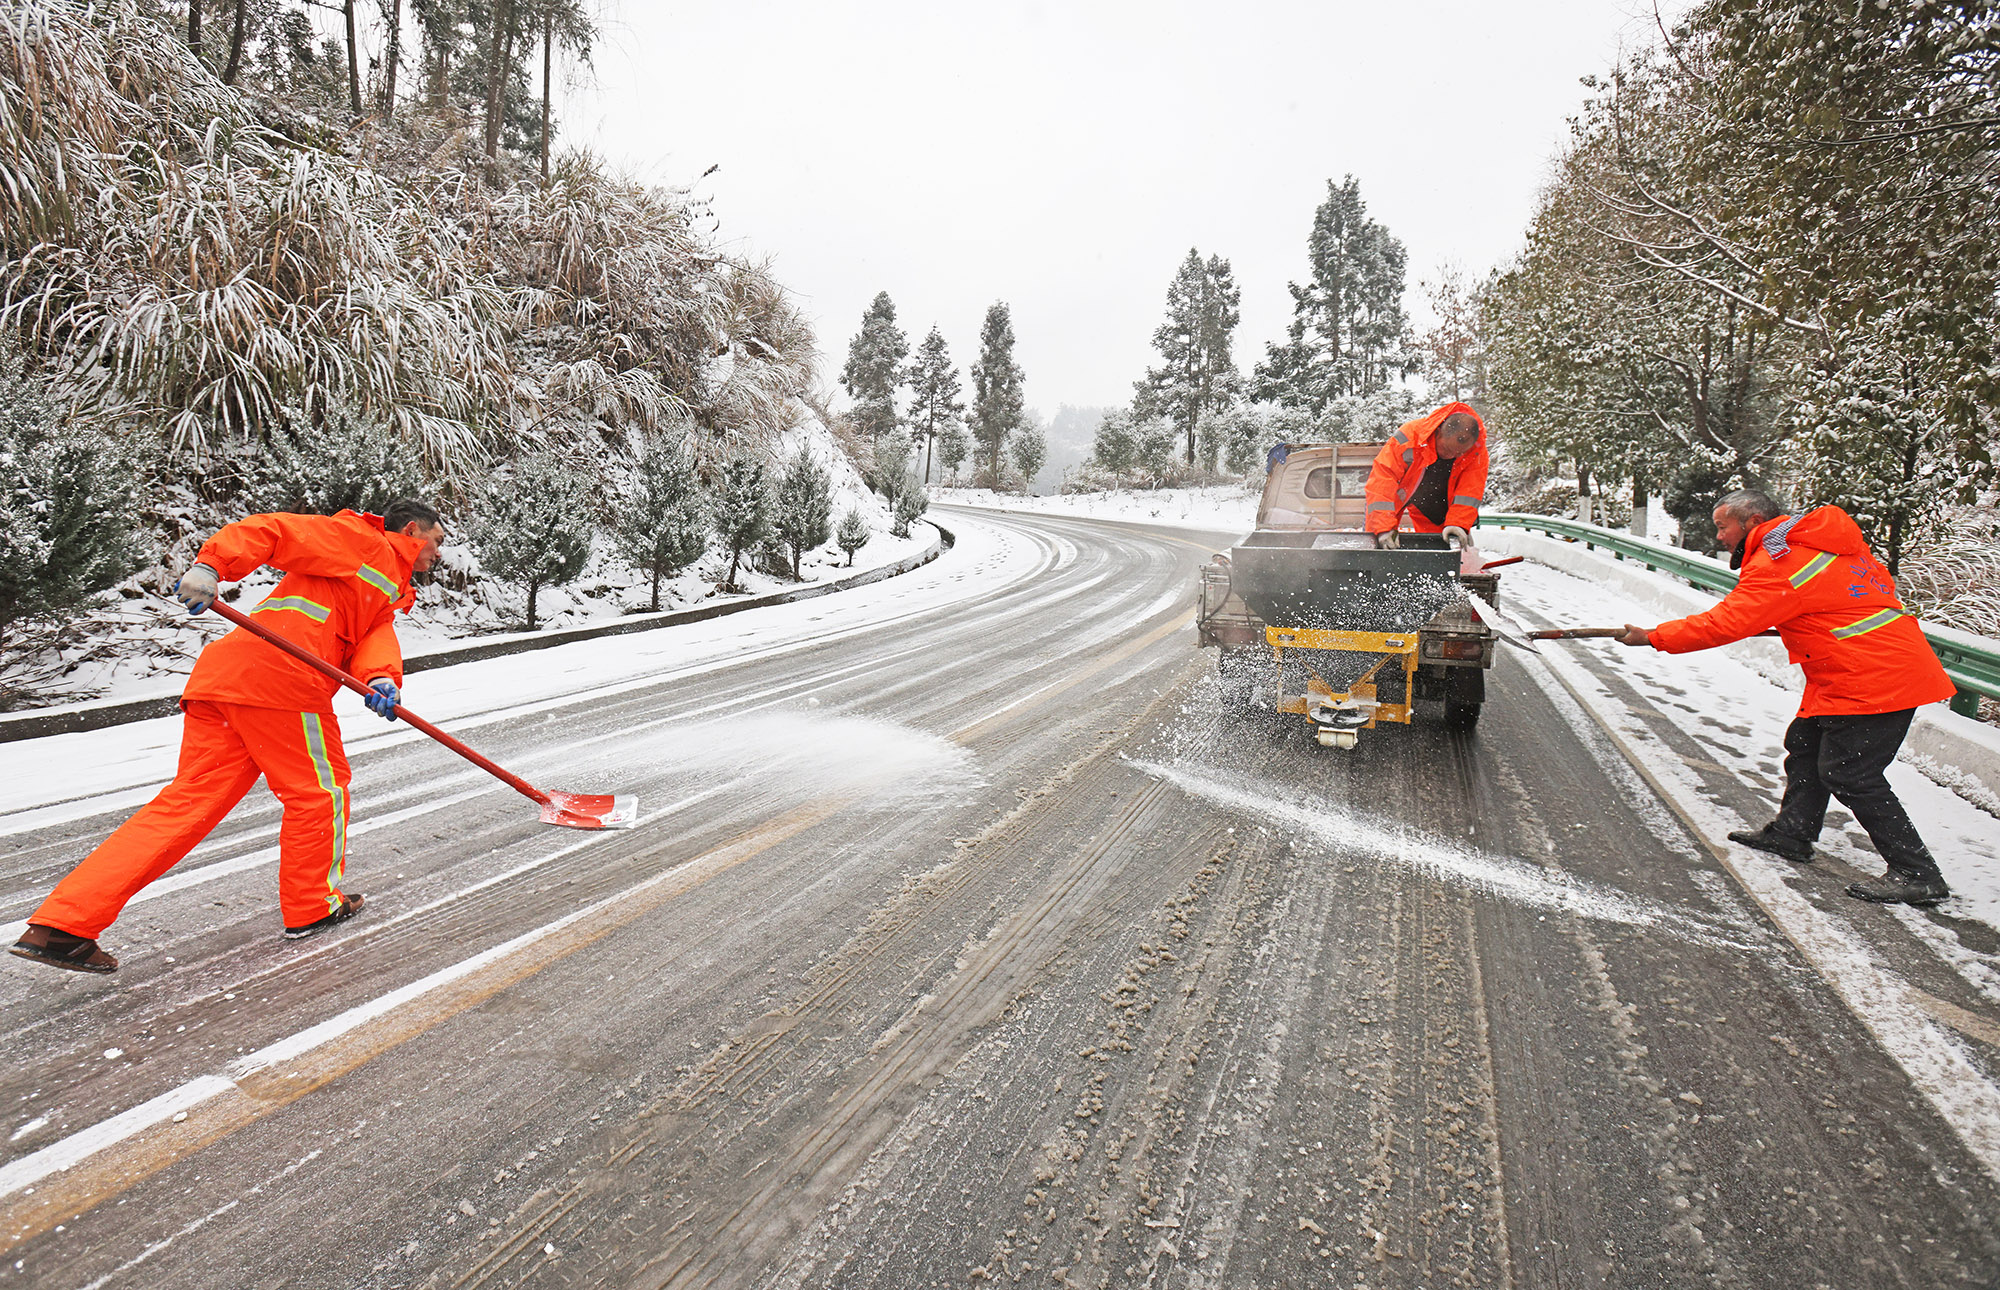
top-left (1195, 440), bottom-right (1503, 748)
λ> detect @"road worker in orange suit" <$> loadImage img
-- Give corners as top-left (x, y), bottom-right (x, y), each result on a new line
top-left (1364, 402), bottom-right (1489, 550)
top-left (10, 501), bottom-right (446, 974)
top-left (1617, 489), bottom-right (1956, 906)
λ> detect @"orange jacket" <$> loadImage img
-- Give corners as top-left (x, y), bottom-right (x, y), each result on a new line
top-left (1365, 402), bottom-right (1490, 534)
top-left (182, 511), bottom-right (427, 713)
top-left (1651, 506), bottom-right (1954, 718)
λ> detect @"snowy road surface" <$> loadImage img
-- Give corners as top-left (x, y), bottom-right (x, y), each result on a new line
top-left (3, 506), bottom-right (1999, 1287)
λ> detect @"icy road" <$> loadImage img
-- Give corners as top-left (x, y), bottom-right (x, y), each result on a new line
top-left (3, 507), bottom-right (1999, 1288)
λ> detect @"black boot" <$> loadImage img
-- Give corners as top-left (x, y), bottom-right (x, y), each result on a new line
top-left (1845, 870), bottom-right (1950, 906)
top-left (10, 924), bottom-right (118, 974)
top-left (284, 893), bottom-right (364, 940)
top-left (1728, 826), bottom-right (1814, 864)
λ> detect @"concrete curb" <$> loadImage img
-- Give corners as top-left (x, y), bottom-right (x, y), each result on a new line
top-left (1479, 526), bottom-right (2000, 812)
top-left (0, 522), bottom-right (952, 745)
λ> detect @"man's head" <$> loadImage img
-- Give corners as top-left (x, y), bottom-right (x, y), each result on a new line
top-left (1435, 411), bottom-right (1482, 461)
top-left (1710, 488), bottom-right (1785, 561)
top-left (383, 498), bottom-right (445, 573)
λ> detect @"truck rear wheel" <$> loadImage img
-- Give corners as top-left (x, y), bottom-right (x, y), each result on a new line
top-left (1444, 699), bottom-right (1482, 728)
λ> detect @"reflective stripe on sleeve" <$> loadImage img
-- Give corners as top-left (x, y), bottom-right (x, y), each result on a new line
top-left (1366, 501), bottom-right (1393, 513)
top-left (1831, 608), bottom-right (1905, 640)
top-left (1788, 552), bottom-right (1837, 588)
top-left (1451, 494), bottom-right (1483, 508)
top-left (356, 564), bottom-right (398, 599)
top-left (253, 596), bottom-right (332, 623)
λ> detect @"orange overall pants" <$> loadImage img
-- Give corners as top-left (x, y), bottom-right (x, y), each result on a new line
top-left (34, 700), bottom-right (353, 937)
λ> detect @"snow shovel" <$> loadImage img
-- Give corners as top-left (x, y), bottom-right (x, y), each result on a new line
top-left (205, 600), bottom-right (638, 830)
top-left (1463, 591), bottom-right (1541, 654)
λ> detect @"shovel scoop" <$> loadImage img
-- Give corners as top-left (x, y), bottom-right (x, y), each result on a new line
top-left (204, 599), bottom-right (637, 830)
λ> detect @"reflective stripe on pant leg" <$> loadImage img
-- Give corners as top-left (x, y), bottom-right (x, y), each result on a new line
top-left (299, 712), bottom-right (348, 914)
top-left (236, 704), bottom-right (352, 927)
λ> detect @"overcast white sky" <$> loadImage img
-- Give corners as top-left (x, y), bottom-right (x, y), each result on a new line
top-left (562, 1), bottom-right (1679, 416)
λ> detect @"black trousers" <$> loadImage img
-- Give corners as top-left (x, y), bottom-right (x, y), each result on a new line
top-left (1770, 708), bottom-right (1939, 878)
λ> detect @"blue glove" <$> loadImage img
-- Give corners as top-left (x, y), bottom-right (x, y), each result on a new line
top-left (174, 563), bottom-right (219, 615)
top-left (365, 678), bottom-right (401, 722)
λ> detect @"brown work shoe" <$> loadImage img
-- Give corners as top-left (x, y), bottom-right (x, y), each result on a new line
top-left (10, 924), bottom-right (118, 974)
top-left (283, 893), bottom-right (365, 940)
top-left (1846, 870), bottom-right (1950, 907)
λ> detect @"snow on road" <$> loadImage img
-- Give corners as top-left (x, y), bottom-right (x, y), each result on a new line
top-left (0, 515), bottom-right (1044, 830)
top-left (943, 486), bottom-right (2000, 935)
top-left (938, 483), bottom-right (1259, 532)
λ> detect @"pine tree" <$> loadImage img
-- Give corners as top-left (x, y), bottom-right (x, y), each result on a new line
top-left (1010, 419), bottom-right (1047, 491)
top-left (1135, 417), bottom-right (1179, 485)
top-left (892, 483), bottom-right (929, 538)
top-left (470, 451), bottom-right (593, 630)
top-left (841, 291), bottom-right (910, 441)
top-left (615, 434), bottom-right (709, 611)
top-left (254, 401), bottom-right (424, 517)
top-left (0, 346), bottom-right (140, 653)
top-left (713, 453), bottom-right (771, 590)
top-left (1133, 249), bottom-right (1242, 464)
top-left (904, 326), bottom-right (965, 484)
top-left (1253, 175), bottom-right (1411, 415)
top-left (938, 420), bottom-right (970, 483)
top-left (836, 507), bottom-right (869, 566)
top-left (1091, 410), bottom-right (1139, 487)
top-left (970, 302), bottom-right (1025, 482)
top-left (772, 448), bottom-right (834, 579)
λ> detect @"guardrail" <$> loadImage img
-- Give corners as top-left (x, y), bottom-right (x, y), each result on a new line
top-left (1482, 511), bottom-right (2000, 716)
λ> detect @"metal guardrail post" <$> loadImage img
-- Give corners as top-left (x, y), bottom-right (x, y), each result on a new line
top-left (1479, 512), bottom-right (2000, 706)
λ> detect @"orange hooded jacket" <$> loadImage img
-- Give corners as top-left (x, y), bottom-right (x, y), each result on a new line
top-left (1650, 506), bottom-right (1954, 718)
top-left (1365, 402), bottom-right (1490, 534)
top-left (181, 511), bottom-right (428, 713)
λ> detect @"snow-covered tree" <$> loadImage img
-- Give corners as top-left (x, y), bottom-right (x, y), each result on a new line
top-left (836, 507), bottom-right (869, 566)
top-left (1254, 175), bottom-right (1411, 415)
top-left (1091, 410), bottom-right (1139, 486)
top-left (253, 400), bottom-right (425, 518)
top-left (937, 419), bottom-right (970, 484)
top-left (1419, 263), bottom-right (1488, 404)
top-left (1133, 249), bottom-right (1242, 464)
top-left (713, 453), bottom-right (771, 591)
top-left (470, 451), bottom-right (594, 630)
top-left (1010, 418), bottom-right (1047, 491)
top-left (615, 434), bottom-right (709, 611)
top-left (841, 291), bottom-right (909, 441)
top-left (892, 483), bottom-right (929, 538)
top-left (970, 302), bottom-right (1025, 481)
top-left (904, 326), bottom-right (965, 484)
top-left (772, 448), bottom-right (833, 579)
top-left (0, 347), bottom-right (138, 653)
top-left (1134, 416), bottom-right (1180, 484)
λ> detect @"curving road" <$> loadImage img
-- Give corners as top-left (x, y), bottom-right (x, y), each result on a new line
top-left (1, 506), bottom-right (1997, 1288)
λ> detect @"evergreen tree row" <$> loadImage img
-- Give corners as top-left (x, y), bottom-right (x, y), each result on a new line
top-left (841, 295), bottom-right (1032, 491)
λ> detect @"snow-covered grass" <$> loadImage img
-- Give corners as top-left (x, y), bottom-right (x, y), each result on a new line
top-left (937, 483), bottom-right (1260, 534)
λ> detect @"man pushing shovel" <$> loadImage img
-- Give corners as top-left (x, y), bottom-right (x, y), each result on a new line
top-left (11, 501), bottom-right (446, 974)
top-left (1614, 489), bottom-right (1955, 906)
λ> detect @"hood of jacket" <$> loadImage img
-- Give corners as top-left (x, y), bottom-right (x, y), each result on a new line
top-left (1403, 402), bottom-right (1487, 453)
top-left (1753, 505), bottom-right (1871, 562)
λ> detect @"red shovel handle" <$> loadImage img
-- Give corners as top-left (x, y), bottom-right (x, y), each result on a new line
top-left (207, 599), bottom-right (552, 809)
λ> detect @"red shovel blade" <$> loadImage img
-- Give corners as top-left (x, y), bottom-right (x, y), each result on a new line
top-left (539, 791), bottom-right (640, 830)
